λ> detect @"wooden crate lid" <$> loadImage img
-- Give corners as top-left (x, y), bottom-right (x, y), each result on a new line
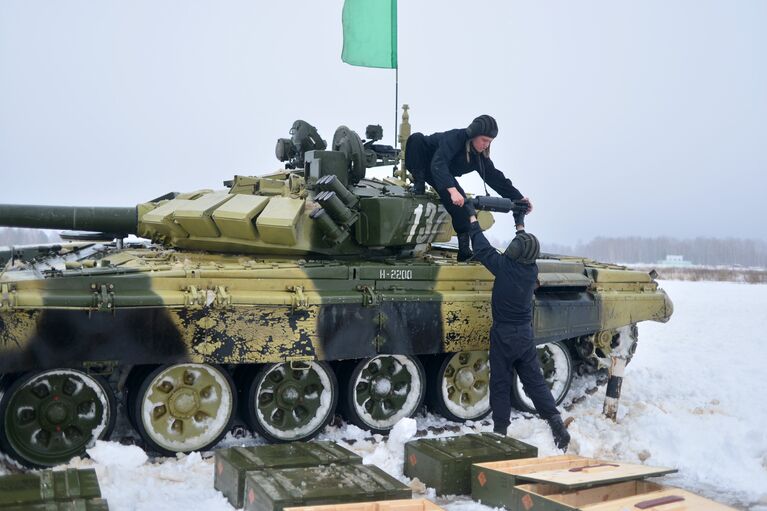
top-left (284, 498), bottom-right (444, 511)
top-left (473, 454), bottom-right (584, 473)
top-left (518, 460), bottom-right (676, 490)
top-left (583, 488), bottom-right (737, 510)
top-left (473, 455), bottom-right (676, 490)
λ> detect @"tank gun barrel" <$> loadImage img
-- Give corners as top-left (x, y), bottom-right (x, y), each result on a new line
top-left (0, 204), bottom-right (137, 235)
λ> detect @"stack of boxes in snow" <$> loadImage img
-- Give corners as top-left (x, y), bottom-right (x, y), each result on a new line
top-left (405, 433), bottom-right (732, 511)
top-left (470, 454), bottom-right (738, 510)
top-left (0, 468), bottom-right (109, 510)
top-left (214, 441), bottom-right (415, 511)
top-left (403, 432), bottom-right (737, 510)
top-left (213, 435), bottom-right (737, 510)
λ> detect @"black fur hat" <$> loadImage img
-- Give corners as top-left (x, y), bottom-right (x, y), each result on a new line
top-left (504, 231), bottom-right (540, 264)
top-left (466, 115), bottom-right (498, 138)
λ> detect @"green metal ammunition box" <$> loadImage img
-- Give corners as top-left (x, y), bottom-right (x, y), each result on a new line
top-left (512, 481), bottom-right (736, 511)
top-left (242, 464), bottom-right (412, 511)
top-left (0, 469), bottom-right (102, 508)
top-left (471, 455), bottom-right (676, 510)
top-left (214, 441), bottom-right (363, 509)
top-left (0, 498), bottom-right (110, 511)
top-left (284, 498), bottom-right (444, 511)
top-left (403, 433), bottom-right (537, 496)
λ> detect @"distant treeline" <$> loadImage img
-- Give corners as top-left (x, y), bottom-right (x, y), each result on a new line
top-left (542, 236), bottom-right (767, 268)
top-left (0, 227), bottom-right (61, 246)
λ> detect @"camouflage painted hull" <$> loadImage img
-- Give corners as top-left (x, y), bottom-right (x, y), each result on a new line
top-left (0, 248), bottom-right (671, 373)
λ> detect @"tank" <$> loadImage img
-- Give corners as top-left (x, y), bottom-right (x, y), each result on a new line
top-left (0, 114), bottom-right (673, 467)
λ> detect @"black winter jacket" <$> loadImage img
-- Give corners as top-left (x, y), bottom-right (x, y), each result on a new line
top-left (414, 128), bottom-right (523, 200)
top-left (469, 221), bottom-right (538, 325)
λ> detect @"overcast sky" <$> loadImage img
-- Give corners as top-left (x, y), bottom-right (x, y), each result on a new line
top-left (1, 1), bottom-right (765, 245)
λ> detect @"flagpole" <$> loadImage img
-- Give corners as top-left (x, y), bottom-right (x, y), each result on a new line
top-left (395, 66), bottom-right (399, 147)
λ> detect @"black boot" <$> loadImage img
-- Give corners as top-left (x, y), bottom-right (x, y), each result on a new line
top-left (547, 414), bottom-right (571, 451)
top-left (493, 423), bottom-right (508, 435)
top-left (413, 181), bottom-right (425, 195)
top-left (457, 233), bottom-right (473, 262)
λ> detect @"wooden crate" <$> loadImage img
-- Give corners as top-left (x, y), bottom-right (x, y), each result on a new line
top-left (471, 455), bottom-right (676, 509)
top-left (514, 481), bottom-right (737, 510)
top-left (284, 498), bottom-right (444, 511)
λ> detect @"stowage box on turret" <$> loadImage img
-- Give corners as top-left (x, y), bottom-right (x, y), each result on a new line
top-left (0, 113), bottom-right (673, 468)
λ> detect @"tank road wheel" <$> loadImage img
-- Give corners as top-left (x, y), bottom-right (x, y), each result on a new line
top-left (511, 341), bottom-right (573, 413)
top-left (244, 362), bottom-right (338, 443)
top-left (428, 351), bottom-right (491, 422)
top-left (133, 363), bottom-right (235, 455)
top-left (342, 355), bottom-right (426, 434)
top-left (0, 369), bottom-right (116, 468)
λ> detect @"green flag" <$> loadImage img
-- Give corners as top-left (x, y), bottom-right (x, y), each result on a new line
top-left (341, 0), bottom-right (397, 69)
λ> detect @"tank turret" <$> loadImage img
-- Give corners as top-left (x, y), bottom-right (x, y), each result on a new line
top-left (0, 123), bottom-right (498, 258)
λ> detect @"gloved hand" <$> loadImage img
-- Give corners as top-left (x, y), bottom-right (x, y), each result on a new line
top-left (547, 415), bottom-right (571, 451)
top-left (512, 198), bottom-right (529, 228)
top-left (513, 209), bottom-right (525, 228)
top-left (464, 200), bottom-right (477, 219)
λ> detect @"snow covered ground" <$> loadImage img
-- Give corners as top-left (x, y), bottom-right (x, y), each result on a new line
top-left (4, 280), bottom-right (767, 510)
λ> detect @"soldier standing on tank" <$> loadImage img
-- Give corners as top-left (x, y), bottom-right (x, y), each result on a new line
top-left (466, 211), bottom-right (571, 450)
top-left (404, 115), bottom-right (532, 261)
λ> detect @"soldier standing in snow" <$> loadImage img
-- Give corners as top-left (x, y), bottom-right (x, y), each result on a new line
top-left (405, 115), bottom-right (532, 261)
top-left (466, 211), bottom-right (570, 450)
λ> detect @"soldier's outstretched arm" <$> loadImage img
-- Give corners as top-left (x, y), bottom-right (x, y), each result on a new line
top-left (468, 219), bottom-right (505, 276)
top-left (482, 158), bottom-right (523, 201)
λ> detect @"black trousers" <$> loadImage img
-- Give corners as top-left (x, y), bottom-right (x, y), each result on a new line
top-left (405, 133), bottom-right (471, 234)
top-left (489, 322), bottom-right (559, 432)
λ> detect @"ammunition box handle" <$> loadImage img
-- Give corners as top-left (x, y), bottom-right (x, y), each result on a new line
top-left (568, 463), bottom-right (619, 472)
top-left (635, 495), bottom-right (685, 509)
